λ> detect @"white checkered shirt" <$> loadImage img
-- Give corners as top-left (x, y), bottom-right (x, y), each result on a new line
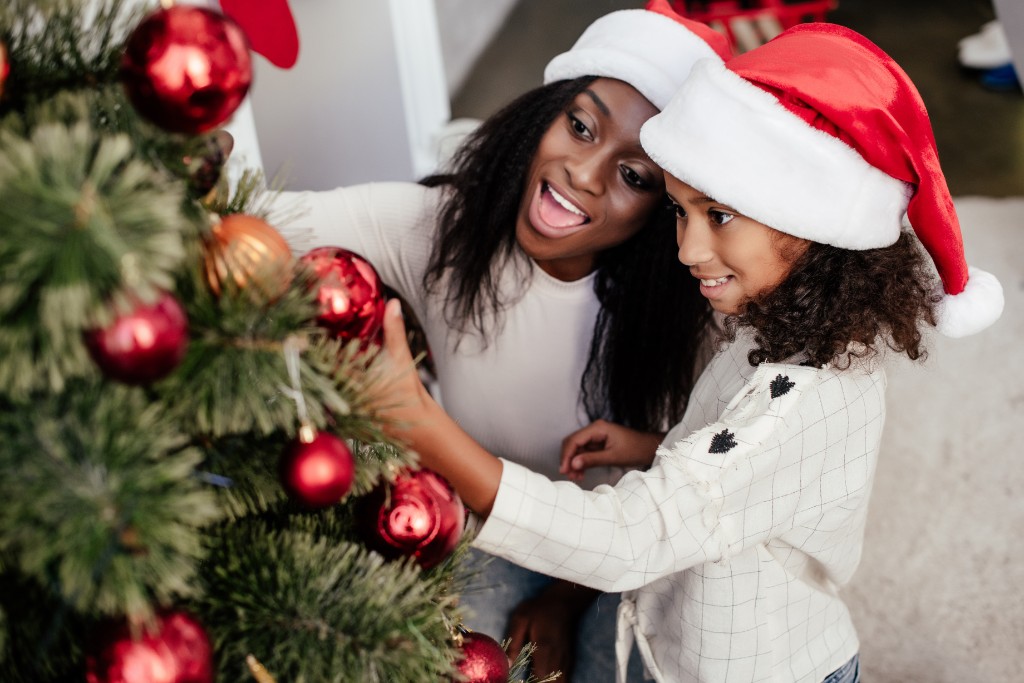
top-left (474, 333), bottom-right (885, 682)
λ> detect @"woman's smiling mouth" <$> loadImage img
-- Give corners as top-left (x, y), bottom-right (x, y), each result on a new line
top-left (528, 181), bottom-right (592, 238)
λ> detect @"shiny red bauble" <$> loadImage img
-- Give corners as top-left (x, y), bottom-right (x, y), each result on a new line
top-left (454, 631), bottom-right (510, 683)
top-left (300, 247), bottom-right (385, 346)
top-left (121, 5), bottom-right (252, 135)
top-left (84, 292), bottom-right (189, 385)
top-left (0, 41), bottom-right (9, 100)
top-left (279, 430), bottom-right (354, 508)
top-left (357, 468), bottom-right (465, 570)
top-left (85, 610), bottom-right (213, 683)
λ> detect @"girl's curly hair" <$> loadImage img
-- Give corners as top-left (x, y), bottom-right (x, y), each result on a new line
top-left (728, 230), bottom-right (941, 368)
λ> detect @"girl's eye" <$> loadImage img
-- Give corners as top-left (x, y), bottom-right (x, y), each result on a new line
top-left (620, 165), bottom-right (652, 190)
top-left (709, 209), bottom-right (734, 226)
top-left (568, 113), bottom-right (593, 140)
top-left (666, 197), bottom-right (686, 220)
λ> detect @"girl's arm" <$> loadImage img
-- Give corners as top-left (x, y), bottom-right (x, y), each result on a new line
top-left (374, 300), bottom-right (885, 593)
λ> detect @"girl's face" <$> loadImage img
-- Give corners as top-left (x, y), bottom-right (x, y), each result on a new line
top-left (666, 175), bottom-right (810, 315)
top-left (516, 78), bottom-right (664, 281)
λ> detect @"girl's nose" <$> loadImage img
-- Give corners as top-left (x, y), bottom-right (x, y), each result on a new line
top-left (676, 222), bottom-right (713, 267)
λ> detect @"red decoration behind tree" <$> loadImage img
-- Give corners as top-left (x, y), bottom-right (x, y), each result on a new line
top-left (84, 610), bottom-right (213, 683)
top-left (357, 468), bottom-right (465, 570)
top-left (300, 247), bottom-right (386, 346)
top-left (219, 0), bottom-right (300, 70)
top-left (121, 5), bottom-right (252, 135)
top-left (84, 291), bottom-right (189, 385)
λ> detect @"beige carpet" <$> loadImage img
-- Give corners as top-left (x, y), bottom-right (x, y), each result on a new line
top-left (845, 197), bottom-right (1024, 681)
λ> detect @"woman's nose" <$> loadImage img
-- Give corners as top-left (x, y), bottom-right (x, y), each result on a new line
top-left (565, 150), bottom-right (609, 195)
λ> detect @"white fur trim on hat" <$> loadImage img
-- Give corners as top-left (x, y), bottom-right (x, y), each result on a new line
top-left (640, 59), bottom-right (913, 248)
top-left (544, 10), bottom-right (722, 110)
top-left (935, 266), bottom-right (1004, 338)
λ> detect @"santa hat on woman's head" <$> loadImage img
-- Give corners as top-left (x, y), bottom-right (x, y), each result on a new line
top-left (640, 22), bottom-right (1003, 338)
top-left (543, 0), bottom-right (732, 110)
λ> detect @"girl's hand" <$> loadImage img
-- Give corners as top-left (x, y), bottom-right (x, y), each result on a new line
top-left (559, 420), bottom-right (664, 482)
top-left (371, 298), bottom-right (503, 515)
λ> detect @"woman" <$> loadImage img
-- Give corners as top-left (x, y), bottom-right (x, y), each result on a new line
top-left (366, 23), bottom-right (1003, 683)
top-left (271, 2), bottom-right (731, 679)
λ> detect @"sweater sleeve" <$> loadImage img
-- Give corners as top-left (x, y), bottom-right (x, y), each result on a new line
top-left (269, 182), bottom-right (443, 309)
top-left (472, 363), bottom-right (886, 593)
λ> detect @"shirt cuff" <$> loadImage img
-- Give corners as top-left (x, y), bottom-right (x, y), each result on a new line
top-left (471, 458), bottom-right (536, 553)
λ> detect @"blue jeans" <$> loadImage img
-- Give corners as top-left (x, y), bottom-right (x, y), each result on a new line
top-left (823, 654), bottom-right (860, 683)
top-left (460, 548), bottom-right (645, 682)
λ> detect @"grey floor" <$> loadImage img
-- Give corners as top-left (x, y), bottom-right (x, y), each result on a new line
top-left (452, 0), bottom-right (1024, 197)
top-left (451, 2), bottom-right (1024, 681)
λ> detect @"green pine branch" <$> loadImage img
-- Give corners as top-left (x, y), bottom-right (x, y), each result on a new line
top-left (0, 0), bottom-right (141, 111)
top-left (0, 382), bottom-right (220, 620)
top-left (193, 520), bottom-right (465, 682)
top-left (0, 118), bottom-right (194, 397)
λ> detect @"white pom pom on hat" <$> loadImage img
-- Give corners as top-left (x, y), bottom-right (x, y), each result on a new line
top-left (640, 22), bottom-right (1003, 338)
top-left (543, 0), bottom-right (732, 110)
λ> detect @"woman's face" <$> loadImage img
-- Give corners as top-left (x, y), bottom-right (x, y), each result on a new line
top-left (516, 78), bottom-right (664, 281)
top-left (666, 175), bottom-right (810, 315)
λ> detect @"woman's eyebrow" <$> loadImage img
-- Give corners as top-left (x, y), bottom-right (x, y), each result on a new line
top-left (583, 89), bottom-right (610, 116)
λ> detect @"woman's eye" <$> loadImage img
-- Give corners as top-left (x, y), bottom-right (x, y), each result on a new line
top-left (568, 113), bottom-right (592, 139)
top-left (620, 165), bottom-right (651, 190)
top-left (709, 209), bottom-right (734, 226)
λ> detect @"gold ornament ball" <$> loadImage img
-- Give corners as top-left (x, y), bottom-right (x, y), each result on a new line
top-left (204, 214), bottom-right (293, 298)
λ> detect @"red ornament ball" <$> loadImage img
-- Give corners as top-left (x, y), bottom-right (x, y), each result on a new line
top-left (279, 430), bottom-right (354, 508)
top-left (85, 292), bottom-right (188, 385)
top-left (121, 5), bottom-right (252, 135)
top-left (300, 247), bottom-right (386, 345)
top-left (455, 631), bottom-right (510, 683)
top-left (85, 610), bottom-right (213, 683)
top-left (0, 41), bottom-right (9, 100)
top-left (357, 468), bottom-right (465, 570)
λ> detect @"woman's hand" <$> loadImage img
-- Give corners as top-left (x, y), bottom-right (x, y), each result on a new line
top-left (506, 580), bottom-right (597, 681)
top-left (559, 419), bottom-right (664, 482)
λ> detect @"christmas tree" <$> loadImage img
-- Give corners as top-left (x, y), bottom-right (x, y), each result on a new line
top-left (0, 1), bottom-right (546, 680)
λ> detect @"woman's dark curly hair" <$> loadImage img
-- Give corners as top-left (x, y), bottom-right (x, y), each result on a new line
top-left (730, 230), bottom-right (940, 368)
top-left (421, 77), bottom-right (711, 431)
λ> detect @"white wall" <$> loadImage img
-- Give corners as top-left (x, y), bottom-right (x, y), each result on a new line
top-left (245, 0), bottom-right (447, 190)
top-left (434, 0), bottom-right (519, 95)
top-left (244, 0), bottom-right (517, 191)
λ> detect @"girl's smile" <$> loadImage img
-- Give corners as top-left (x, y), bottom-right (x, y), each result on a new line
top-left (666, 175), bottom-right (810, 315)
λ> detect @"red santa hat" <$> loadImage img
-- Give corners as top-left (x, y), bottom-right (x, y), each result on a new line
top-left (543, 0), bottom-right (732, 110)
top-left (640, 23), bottom-right (1003, 338)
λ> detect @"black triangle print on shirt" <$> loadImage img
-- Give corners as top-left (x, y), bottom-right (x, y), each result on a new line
top-left (770, 374), bottom-right (796, 398)
top-left (709, 429), bottom-right (737, 454)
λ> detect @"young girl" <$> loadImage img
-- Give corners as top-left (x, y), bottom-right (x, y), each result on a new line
top-left (271, 3), bottom-right (731, 678)
top-left (370, 23), bottom-right (1004, 683)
